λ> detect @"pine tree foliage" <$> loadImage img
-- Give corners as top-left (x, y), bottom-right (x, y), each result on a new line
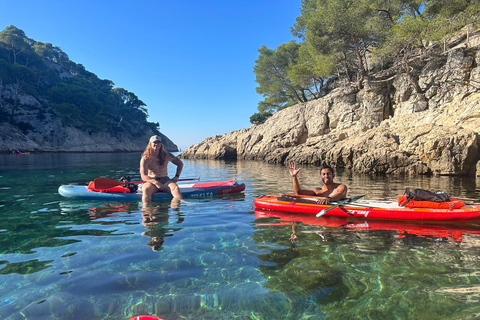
top-left (252, 0), bottom-right (480, 123)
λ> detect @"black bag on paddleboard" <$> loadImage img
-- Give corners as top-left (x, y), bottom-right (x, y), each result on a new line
top-left (120, 176), bottom-right (138, 193)
top-left (400, 188), bottom-right (450, 206)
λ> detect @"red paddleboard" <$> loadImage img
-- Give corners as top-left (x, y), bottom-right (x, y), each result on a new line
top-left (254, 194), bottom-right (480, 222)
top-left (128, 316), bottom-right (164, 320)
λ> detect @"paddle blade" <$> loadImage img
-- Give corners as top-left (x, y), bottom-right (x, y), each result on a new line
top-left (316, 209), bottom-right (327, 217)
top-left (93, 178), bottom-right (125, 189)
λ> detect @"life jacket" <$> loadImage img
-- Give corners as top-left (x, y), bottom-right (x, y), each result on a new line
top-left (398, 188), bottom-right (465, 209)
top-left (87, 181), bottom-right (131, 193)
top-left (398, 195), bottom-right (465, 209)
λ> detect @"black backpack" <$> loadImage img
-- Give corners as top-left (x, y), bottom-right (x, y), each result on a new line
top-left (400, 188), bottom-right (450, 206)
top-left (119, 176), bottom-right (138, 193)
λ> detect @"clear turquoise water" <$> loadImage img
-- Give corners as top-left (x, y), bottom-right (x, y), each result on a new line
top-left (2, 153), bottom-right (480, 319)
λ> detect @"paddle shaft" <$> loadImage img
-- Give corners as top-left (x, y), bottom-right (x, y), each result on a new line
top-left (316, 195), bottom-right (366, 217)
top-left (93, 177), bottom-right (199, 189)
top-left (284, 193), bottom-right (329, 202)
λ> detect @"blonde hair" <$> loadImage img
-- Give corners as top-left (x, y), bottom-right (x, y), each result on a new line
top-left (142, 141), bottom-right (167, 165)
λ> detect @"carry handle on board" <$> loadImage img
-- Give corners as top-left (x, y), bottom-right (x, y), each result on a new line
top-left (93, 177), bottom-right (200, 189)
top-left (316, 195), bottom-right (366, 217)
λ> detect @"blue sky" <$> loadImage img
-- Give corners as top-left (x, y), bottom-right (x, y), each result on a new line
top-left (0, 0), bottom-right (301, 150)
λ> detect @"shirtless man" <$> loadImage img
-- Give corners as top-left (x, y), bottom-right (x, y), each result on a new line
top-left (288, 162), bottom-right (347, 204)
top-left (140, 135), bottom-right (184, 205)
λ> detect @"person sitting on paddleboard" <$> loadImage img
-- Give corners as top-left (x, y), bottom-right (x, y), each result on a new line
top-left (140, 135), bottom-right (184, 205)
top-left (288, 162), bottom-right (347, 204)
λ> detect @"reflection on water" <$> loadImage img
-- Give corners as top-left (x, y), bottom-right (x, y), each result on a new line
top-left (253, 211), bottom-right (480, 318)
top-left (1, 153), bottom-right (480, 319)
top-left (255, 209), bottom-right (480, 242)
top-left (141, 204), bottom-right (184, 252)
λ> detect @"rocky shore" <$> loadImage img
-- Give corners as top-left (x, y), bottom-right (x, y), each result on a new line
top-left (0, 122), bottom-right (177, 153)
top-left (181, 31), bottom-right (480, 176)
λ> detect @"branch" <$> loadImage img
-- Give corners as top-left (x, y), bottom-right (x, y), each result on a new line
top-left (368, 74), bottom-right (397, 83)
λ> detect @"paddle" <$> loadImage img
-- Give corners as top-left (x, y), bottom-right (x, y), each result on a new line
top-left (93, 177), bottom-right (200, 189)
top-left (283, 193), bottom-right (325, 202)
top-left (316, 195), bottom-right (366, 217)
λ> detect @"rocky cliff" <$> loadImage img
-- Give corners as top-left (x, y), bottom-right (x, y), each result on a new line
top-left (181, 30), bottom-right (480, 175)
top-left (0, 26), bottom-right (178, 153)
top-left (0, 86), bottom-right (177, 153)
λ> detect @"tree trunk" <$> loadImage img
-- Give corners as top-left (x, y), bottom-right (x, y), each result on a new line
top-left (300, 88), bottom-right (308, 102)
top-left (286, 84), bottom-right (305, 103)
top-left (405, 60), bottom-right (423, 95)
top-left (353, 37), bottom-right (366, 89)
top-left (405, 60), bottom-right (426, 101)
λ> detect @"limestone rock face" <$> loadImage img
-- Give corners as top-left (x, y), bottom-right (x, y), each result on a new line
top-left (0, 86), bottom-right (177, 152)
top-left (181, 32), bottom-right (480, 175)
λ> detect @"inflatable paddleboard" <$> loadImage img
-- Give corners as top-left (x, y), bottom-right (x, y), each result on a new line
top-left (254, 194), bottom-right (480, 222)
top-left (59, 180), bottom-right (245, 200)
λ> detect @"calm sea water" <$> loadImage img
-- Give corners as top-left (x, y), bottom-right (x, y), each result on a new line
top-left (2, 153), bottom-right (480, 320)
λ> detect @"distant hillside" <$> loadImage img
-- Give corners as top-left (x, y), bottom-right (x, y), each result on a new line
top-left (0, 25), bottom-right (177, 152)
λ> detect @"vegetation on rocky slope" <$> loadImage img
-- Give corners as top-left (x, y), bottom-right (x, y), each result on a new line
top-left (252, 0), bottom-right (480, 124)
top-left (0, 25), bottom-right (159, 137)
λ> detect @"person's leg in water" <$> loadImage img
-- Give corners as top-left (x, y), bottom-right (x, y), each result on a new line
top-left (165, 181), bottom-right (186, 208)
top-left (142, 182), bottom-right (169, 208)
top-left (165, 181), bottom-right (183, 200)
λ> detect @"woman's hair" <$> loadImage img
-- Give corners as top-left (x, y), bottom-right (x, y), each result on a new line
top-left (142, 141), bottom-right (167, 165)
